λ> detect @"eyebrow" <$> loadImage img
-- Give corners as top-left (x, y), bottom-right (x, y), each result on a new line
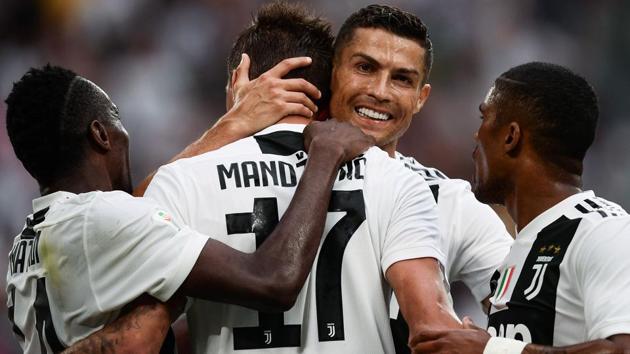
top-left (351, 52), bottom-right (421, 78)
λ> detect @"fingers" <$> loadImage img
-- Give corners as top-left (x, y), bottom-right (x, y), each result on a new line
top-left (462, 316), bottom-right (483, 331)
top-left (233, 53), bottom-right (251, 88)
top-left (282, 91), bottom-right (318, 114)
top-left (282, 102), bottom-right (315, 119)
top-left (281, 78), bottom-right (321, 100)
top-left (266, 56), bottom-right (313, 78)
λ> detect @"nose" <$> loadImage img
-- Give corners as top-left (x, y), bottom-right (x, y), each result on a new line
top-left (367, 72), bottom-right (392, 102)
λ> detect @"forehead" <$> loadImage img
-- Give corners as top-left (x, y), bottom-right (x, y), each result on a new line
top-left (480, 85), bottom-right (500, 111)
top-left (338, 28), bottom-right (425, 69)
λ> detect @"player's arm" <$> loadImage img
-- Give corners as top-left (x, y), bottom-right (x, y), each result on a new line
top-left (179, 120), bottom-right (374, 311)
top-left (62, 121), bottom-right (373, 353)
top-left (409, 324), bottom-right (630, 353)
top-left (387, 258), bottom-right (462, 339)
top-left (133, 54), bottom-right (321, 196)
top-left (61, 295), bottom-right (182, 354)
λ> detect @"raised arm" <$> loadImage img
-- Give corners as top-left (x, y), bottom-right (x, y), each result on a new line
top-left (133, 54), bottom-right (321, 196)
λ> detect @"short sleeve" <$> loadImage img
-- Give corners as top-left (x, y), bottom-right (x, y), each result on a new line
top-left (145, 162), bottom-right (191, 226)
top-left (84, 192), bottom-right (208, 310)
top-left (446, 183), bottom-right (513, 302)
top-left (367, 150), bottom-right (444, 275)
top-left (577, 218), bottom-right (630, 339)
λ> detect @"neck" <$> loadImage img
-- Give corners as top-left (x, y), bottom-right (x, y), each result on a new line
top-left (505, 158), bottom-right (582, 232)
top-left (376, 139), bottom-right (397, 158)
top-left (39, 159), bottom-right (114, 196)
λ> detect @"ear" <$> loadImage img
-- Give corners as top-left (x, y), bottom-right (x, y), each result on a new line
top-left (504, 121), bottom-right (521, 155)
top-left (414, 83), bottom-right (431, 114)
top-left (88, 120), bottom-right (112, 152)
top-left (225, 69), bottom-right (236, 111)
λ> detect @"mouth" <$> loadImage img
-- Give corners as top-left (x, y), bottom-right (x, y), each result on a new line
top-left (355, 106), bottom-right (392, 121)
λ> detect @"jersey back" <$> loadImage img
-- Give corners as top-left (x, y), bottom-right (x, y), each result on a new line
top-left (145, 124), bottom-right (443, 353)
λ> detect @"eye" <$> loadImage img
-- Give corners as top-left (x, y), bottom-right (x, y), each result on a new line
top-left (393, 75), bottom-right (413, 86)
top-left (356, 62), bottom-right (373, 73)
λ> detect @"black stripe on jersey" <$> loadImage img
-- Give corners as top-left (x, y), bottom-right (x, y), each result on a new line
top-left (487, 216), bottom-right (580, 345)
top-left (390, 311), bottom-right (411, 354)
top-left (254, 131), bottom-right (305, 156)
top-left (159, 328), bottom-right (177, 354)
top-left (21, 207), bottom-right (49, 239)
top-left (584, 199), bottom-right (601, 209)
top-left (574, 204), bottom-right (589, 214)
top-left (429, 184), bottom-right (440, 202)
top-left (34, 278), bottom-right (65, 352)
top-left (8, 289), bottom-right (25, 340)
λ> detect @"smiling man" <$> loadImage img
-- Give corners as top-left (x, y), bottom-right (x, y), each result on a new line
top-left (326, 6), bottom-right (513, 353)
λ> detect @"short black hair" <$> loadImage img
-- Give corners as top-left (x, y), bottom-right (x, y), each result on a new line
top-left (334, 4), bottom-right (433, 83)
top-left (494, 62), bottom-right (599, 170)
top-left (227, 1), bottom-right (334, 107)
top-left (5, 64), bottom-right (115, 185)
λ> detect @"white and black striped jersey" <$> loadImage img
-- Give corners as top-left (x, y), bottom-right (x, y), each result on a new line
top-left (6, 191), bottom-right (208, 353)
top-left (487, 191), bottom-right (630, 346)
top-left (145, 123), bottom-right (445, 353)
top-left (389, 153), bottom-right (513, 353)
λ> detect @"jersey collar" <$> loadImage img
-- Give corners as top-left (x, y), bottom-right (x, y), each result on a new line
top-left (517, 190), bottom-right (595, 239)
top-left (32, 191), bottom-right (77, 213)
top-left (256, 123), bottom-right (306, 136)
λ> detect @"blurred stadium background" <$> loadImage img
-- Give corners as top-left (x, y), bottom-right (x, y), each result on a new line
top-left (1, 0), bottom-right (629, 351)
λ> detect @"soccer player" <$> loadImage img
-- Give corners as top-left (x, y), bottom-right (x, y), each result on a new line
top-left (143, 2), bottom-right (460, 353)
top-left (324, 5), bottom-right (513, 353)
top-left (409, 62), bottom-right (630, 353)
top-left (4, 64), bottom-right (373, 353)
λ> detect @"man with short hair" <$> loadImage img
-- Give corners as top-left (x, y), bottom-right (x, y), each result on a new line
top-left (4, 63), bottom-right (372, 353)
top-left (410, 62), bottom-right (630, 353)
top-left (144, 2), bottom-right (459, 353)
top-left (326, 5), bottom-right (513, 352)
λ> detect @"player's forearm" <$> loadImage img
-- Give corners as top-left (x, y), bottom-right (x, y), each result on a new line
top-left (252, 141), bottom-right (345, 309)
top-left (522, 339), bottom-right (626, 354)
top-left (389, 258), bottom-right (462, 344)
top-left (62, 297), bottom-right (176, 354)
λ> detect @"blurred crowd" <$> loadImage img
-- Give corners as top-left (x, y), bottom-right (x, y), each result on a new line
top-left (1, 0), bottom-right (629, 351)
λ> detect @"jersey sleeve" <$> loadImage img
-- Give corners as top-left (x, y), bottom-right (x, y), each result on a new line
top-left (144, 162), bottom-right (192, 225)
top-left (576, 218), bottom-right (630, 340)
top-left (84, 192), bottom-right (208, 310)
top-left (445, 182), bottom-right (513, 302)
top-left (367, 150), bottom-right (445, 275)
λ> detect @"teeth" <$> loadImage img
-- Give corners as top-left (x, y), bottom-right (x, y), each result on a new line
top-left (357, 107), bottom-right (390, 121)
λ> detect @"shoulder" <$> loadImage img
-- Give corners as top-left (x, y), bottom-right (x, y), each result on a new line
top-left (87, 191), bottom-right (165, 225)
top-left (394, 151), bottom-right (449, 183)
top-left (567, 194), bottom-right (629, 263)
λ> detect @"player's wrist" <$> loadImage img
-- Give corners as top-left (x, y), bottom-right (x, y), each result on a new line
top-left (483, 337), bottom-right (528, 354)
top-left (307, 137), bottom-right (345, 166)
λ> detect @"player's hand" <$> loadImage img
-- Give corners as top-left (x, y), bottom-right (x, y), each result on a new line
top-left (304, 119), bottom-right (375, 163)
top-left (409, 317), bottom-right (490, 354)
top-left (223, 53), bottom-right (321, 134)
